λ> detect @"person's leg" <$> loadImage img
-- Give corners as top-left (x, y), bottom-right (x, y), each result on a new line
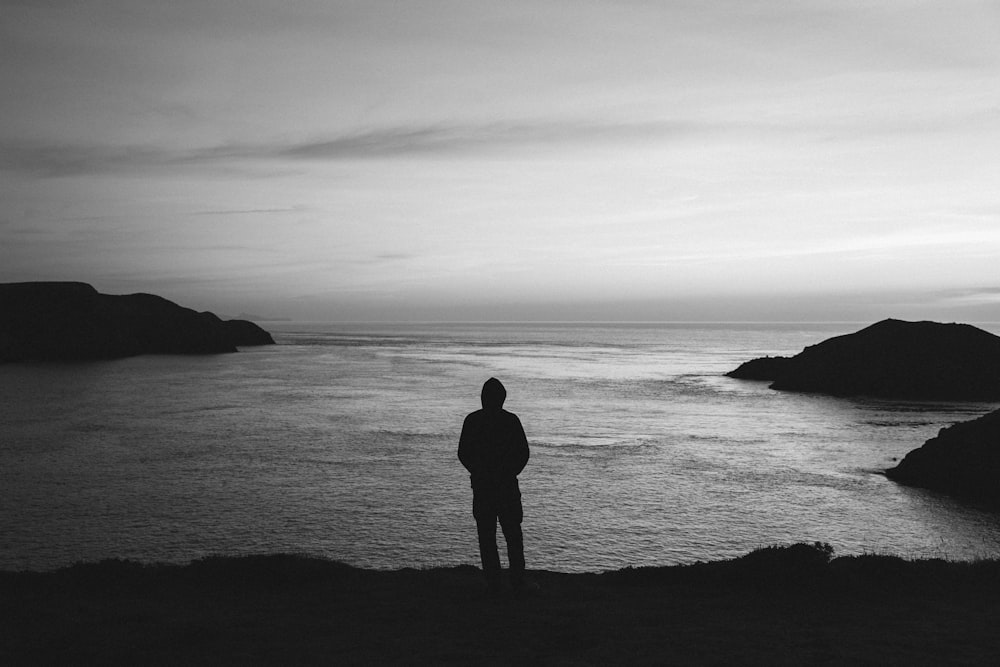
top-left (473, 495), bottom-right (502, 590)
top-left (498, 493), bottom-right (525, 587)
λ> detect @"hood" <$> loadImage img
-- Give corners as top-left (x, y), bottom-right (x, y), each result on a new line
top-left (480, 377), bottom-right (506, 410)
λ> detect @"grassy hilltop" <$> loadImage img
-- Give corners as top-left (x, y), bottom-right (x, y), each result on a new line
top-left (4, 543), bottom-right (1000, 665)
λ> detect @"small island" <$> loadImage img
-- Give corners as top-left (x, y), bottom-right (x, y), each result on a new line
top-left (0, 281), bottom-right (274, 362)
top-left (727, 318), bottom-right (1000, 400)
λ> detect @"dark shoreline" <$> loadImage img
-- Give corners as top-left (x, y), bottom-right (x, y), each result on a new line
top-left (5, 543), bottom-right (1000, 664)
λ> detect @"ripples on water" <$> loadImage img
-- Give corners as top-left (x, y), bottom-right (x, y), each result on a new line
top-left (3, 322), bottom-right (1000, 572)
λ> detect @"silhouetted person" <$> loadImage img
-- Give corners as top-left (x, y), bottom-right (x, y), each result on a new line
top-left (458, 377), bottom-right (530, 593)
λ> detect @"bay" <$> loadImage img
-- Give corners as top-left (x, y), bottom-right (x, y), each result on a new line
top-left (3, 322), bottom-right (1000, 572)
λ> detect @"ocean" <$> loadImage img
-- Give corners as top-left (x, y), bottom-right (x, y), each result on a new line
top-left (3, 322), bottom-right (1000, 573)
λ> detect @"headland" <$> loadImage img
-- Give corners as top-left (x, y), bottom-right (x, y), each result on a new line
top-left (0, 281), bottom-right (274, 362)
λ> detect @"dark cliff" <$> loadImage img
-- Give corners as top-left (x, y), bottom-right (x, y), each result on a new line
top-left (727, 319), bottom-right (1000, 400)
top-left (0, 281), bottom-right (274, 362)
top-left (886, 408), bottom-right (1000, 505)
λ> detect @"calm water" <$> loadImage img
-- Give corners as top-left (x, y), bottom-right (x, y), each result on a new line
top-left (3, 322), bottom-right (1000, 573)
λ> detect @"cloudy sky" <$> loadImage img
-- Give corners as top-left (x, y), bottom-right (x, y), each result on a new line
top-left (3, 0), bottom-right (999, 321)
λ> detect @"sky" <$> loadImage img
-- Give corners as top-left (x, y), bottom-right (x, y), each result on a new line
top-left (2, 0), bottom-right (1000, 322)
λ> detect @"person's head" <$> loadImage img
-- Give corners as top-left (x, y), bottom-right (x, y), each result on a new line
top-left (481, 377), bottom-right (506, 410)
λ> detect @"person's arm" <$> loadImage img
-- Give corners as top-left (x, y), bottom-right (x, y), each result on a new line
top-left (458, 413), bottom-right (479, 475)
top-left (508, 414), bottom-right (529, 477)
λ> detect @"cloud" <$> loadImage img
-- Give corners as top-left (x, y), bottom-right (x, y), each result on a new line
top-left (7, 97), bottom-right (997, 179)
top-left (0, 119), bottom-right (695, 177)
top-left (935, 287), bottom-right (1000, 307)
top-left (273, 120), bottom-right (695, 158)
top-left (347, 253), bottom-right (418, 266)
top-left (0, 143), bottom-right (169, 177)
top-left (190, 207), bottom-right (306, 216)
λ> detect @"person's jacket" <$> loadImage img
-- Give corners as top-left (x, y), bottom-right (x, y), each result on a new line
top-left (458, 378), bottom-right (529, 492)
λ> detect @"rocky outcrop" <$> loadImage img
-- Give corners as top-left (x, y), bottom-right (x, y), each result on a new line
top-left (886, 408), bottom-right (1000, 505)
top-left (221, 318), bottom-right (277, 347)
top-left (0, 281), bottom-right (275, 362)
top-left (727, 319), bottom-right (1000, 400)
top-left (724, 355), bottom-right (793, 381)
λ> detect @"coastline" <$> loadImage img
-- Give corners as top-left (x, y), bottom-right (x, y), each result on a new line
top-left (5, 543), bottom-right (1000, 665)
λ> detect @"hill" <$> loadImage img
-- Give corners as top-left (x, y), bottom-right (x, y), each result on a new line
top-left (887, 408), bottom-right (1000, 505)
top-left (0, 282), bottom-right (274, 362)
top-left (727, 319), bottom-right (1000, 399)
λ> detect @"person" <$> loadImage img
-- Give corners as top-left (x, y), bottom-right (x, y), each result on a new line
top-left (458, 377), bottom-right (530, 593)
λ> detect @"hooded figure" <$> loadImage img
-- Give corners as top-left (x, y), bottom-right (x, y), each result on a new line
top-left (458, 377), bottom-right (530, 591)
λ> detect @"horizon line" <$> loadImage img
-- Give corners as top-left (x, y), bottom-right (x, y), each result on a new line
top-left (259, 318), bottom-right (1000, 326)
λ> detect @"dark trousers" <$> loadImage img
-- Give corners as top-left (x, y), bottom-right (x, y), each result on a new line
top-left (472, 485), bottom-right (524, 586)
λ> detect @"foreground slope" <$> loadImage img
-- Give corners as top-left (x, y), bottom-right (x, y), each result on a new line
top-left (4, 544), bottom-right (1000, 665)
top-left (0, 281), bottom-right (274, 362)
